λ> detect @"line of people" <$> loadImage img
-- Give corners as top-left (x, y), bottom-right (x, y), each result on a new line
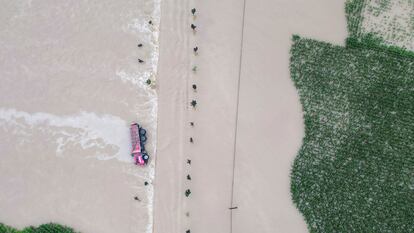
top-left (137, 20), bottom-right (155, 86)
top-left (185, 7), bottom-right (198, 233)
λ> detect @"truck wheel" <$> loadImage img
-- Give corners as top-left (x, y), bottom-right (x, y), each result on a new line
top-left (143, 154), bottom-right (149, 161)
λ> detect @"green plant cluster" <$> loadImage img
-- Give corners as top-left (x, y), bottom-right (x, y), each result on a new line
top-left (290, 35), bottom-right (414, 232)
top-left (0, 223), bottom-right (78, 233)
top-left (345, 0), bottom-right (414, 52)
top-left (346, 36), bottom-right (414, 59)
top-left (345, 0), bottom-right (366, 37)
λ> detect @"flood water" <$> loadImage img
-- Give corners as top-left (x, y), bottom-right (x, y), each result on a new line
top-left (0, 0), bottom-right (160, 232)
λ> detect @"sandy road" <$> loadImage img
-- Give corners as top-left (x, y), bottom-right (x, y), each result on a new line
top-left (153, 0), bottom-right (244, 232)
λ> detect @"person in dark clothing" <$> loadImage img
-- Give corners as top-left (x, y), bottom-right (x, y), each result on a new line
top-left (191, 24), bottom-right (196, 30)
top-left (138, 43), bottom-right (143, 47)
top-left (186, 230), bottom-right (191, 233)
top-left (187, 159), bottom-right (192, 164)
top-left (189, 137), bottom-right (193, 143)
top-left (192, 84), bottom-right (197, 91)
top-left (134, 196), bottom-right (140, 201)
top-left (193, 47), bottom-right (198, 53)
top-left (185, 189), bottom-right (191, 197)
top-left (187, 174), bottom-right (192, 180)
top-left (138, 59), bottom-right (144, 63)
top-left (190, 122), bottom-right (194, 126)
top-left (191, 100), bottom-right (197, 108)
top-left (191, 8), bottom-right (196, 15)
top-left (149, 20), bottom-right (153, 25)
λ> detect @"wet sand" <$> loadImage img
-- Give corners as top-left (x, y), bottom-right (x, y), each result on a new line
top-left (154, 0), bottom-right (347, 232)
top-left (152, 0), bottom-right (189, 232)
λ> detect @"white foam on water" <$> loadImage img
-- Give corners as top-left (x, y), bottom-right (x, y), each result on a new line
top-left (116, 69), bottom-right (153, 89)
top-left (0, 108), bottom-right (133, 163)
top-left (114, 1), bottom-right (160, 231)
top-left (121, 1), bottom-right (161, 232)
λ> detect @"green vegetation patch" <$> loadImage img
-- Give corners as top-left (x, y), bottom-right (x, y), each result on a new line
top-left (290, 36), bottom-right (414, 232)
top-left (345, 0), bottom-right (366, 37)
top-left (346, 0), bottom-right (414, 52)
top-left (0, 223), bottom-right (78, 233)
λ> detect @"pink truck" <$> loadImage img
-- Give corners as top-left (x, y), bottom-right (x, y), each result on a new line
top-left (130, 122), bottom-right (149, 166)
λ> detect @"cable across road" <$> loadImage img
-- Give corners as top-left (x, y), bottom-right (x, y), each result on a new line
top-left (229, 0), bottom-right (247, 232)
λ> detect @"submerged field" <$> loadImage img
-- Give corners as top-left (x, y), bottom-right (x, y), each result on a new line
top-left (290, 0), bottom-right (414, 232)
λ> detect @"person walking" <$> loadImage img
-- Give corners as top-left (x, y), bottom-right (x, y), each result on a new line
top-left (185, 189), bottom-right (191, 197)
top-left (191, 100), bottom-right (197, 108)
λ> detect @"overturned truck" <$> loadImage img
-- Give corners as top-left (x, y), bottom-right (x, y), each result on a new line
top-left (130, 122), bottom-right (149, 166)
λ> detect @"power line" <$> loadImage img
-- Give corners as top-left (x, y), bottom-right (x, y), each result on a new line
top-left (229, 0), bottom-right (248, 232)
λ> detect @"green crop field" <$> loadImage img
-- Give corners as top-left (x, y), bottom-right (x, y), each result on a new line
top-left (290, 35), bottom-right (414, 232)
top-left (290, 1), bottom-right (414, 231)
